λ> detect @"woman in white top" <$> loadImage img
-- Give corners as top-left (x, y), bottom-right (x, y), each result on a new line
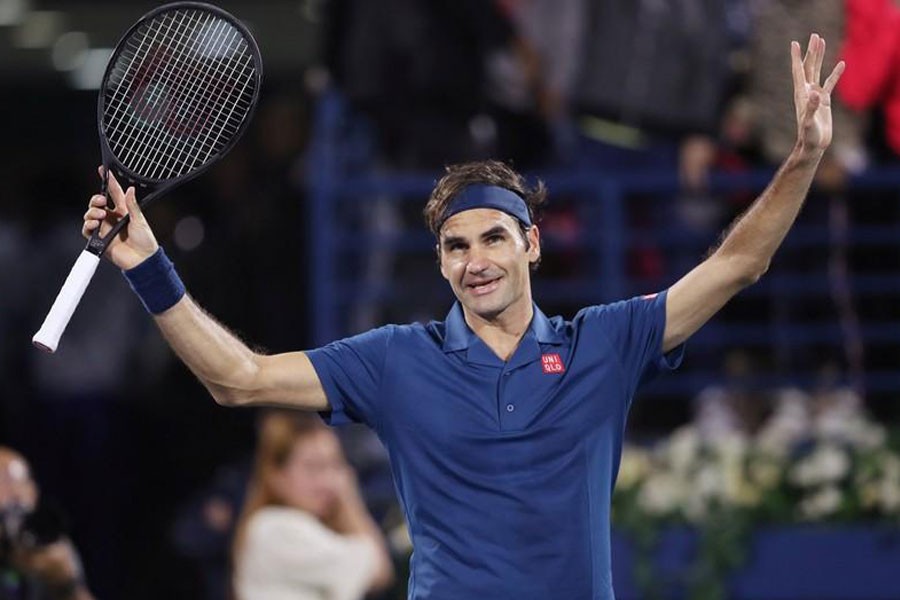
top-left (233, 411), bottom-right (394, 600)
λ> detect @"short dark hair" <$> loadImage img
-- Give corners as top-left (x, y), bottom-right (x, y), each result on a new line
top-left (423, 160), bottom-right (547, 237)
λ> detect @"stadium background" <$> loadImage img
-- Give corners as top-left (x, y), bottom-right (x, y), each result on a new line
top-left (1, 1), bottom-right (899, 598)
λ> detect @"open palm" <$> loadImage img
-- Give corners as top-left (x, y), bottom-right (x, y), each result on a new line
top-left (792, 34), bottom-right (845, 152)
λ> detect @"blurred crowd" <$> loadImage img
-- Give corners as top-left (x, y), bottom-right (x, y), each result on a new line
top-left (1, 0), bottom-right (899, 598)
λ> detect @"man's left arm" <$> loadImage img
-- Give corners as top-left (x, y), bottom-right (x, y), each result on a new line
top-left (664, 33), bottom-right (845, 353)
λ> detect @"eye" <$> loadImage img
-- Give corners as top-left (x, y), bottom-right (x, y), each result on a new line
top-left (447, 242), bottom-right (466, 252)
top-left (486, 234), bottom-right (504, 245)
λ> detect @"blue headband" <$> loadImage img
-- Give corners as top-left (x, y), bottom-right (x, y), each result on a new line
top-left (439, 185), bottom-right (531, 231)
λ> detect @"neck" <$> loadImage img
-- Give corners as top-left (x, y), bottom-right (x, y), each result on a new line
top-left (463, 297), bottom-right (534, 361)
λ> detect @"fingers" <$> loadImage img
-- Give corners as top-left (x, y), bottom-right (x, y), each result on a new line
top-left (83, 194), bottom-right (105, 239)
top-left (791, 41), bottom-right (805, 94)
top-left (823, 60), bottom-right (846, 94)
top-left (802, 34), bottom-right (816, 82)
top-left (813, 35), bottom-right (825, 83)
top-left (794, 34), bottom-right (841, 94)
top-left (82, 186), bottom-right (138, 240)
top-left (123, 185), bottom-right (146, 224)
top-left (98, 165), bottom-right (127, 214)
top-left (797, 34), bottom-right (828, 84)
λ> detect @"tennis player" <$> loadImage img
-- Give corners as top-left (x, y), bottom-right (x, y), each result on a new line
top-left (83, 35), bottom-right (842, 599)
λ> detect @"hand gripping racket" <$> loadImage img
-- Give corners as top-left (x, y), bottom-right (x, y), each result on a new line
top-left (33, 2), bottom-right (262, 352)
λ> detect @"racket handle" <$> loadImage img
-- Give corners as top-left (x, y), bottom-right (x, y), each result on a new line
top-left (32, 251), bottom-right (101, 353)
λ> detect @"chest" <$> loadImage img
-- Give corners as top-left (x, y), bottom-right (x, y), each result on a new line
top-left (380, 342), bottom-right (625, 447)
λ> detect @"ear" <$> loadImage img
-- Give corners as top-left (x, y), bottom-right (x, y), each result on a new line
top-left (437, 244), bottom-right (449, 280)
top-left (526, 225), bottom-right (541, 264)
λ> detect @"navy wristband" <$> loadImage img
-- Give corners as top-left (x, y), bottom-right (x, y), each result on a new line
top-left (123, 247), bottom-right (186, 314)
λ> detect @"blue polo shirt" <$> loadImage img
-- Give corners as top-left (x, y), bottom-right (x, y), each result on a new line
top-left (307, 291), bottom-right (683, 599)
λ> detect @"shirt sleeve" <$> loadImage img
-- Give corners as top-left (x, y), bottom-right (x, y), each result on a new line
top-left (305, 325), bottom-right (396, 428)
top-left (582, 290), bottom-right (684, 398)
top-left (237, 508), bottom-right (378, 600)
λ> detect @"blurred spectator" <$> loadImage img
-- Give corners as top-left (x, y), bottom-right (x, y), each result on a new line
top-left (574, 0), bottom-right (741, 188)
top-left (232, 411), bottom-right (394, 600)
top-left (837, 0), bottom-right (900, 161)
top-left (570, 0), bottom-right (746, 282)
top-left (325, 0), bottom-right (543, 168)
top-left (0, 446), bottom-right (95, 600)
top-left (484, 0), bottom-right (586, 167)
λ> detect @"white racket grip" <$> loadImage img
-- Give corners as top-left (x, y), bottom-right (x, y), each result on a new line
top-left (32, 250), bottom-right (101, 353)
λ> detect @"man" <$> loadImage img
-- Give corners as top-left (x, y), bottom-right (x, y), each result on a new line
top-left (82, 36), bottom-right (842, 598)
top-left (0, 448), bottom-right (95, 600)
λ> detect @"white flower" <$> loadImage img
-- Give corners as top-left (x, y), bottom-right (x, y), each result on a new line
top-left (388, 522), bottom-right (412, 553)
top-left (877, 455), bottom-right (900, 515)
top-left (684, 491), bottom-right (711, 524)
top-left (789, 444), bottom-right (851, 487)
top-left (756, 388), bottom-right (811, 456)
top-left (749, 456), bottom-right (782, 490)
top-left (695, 464), bottom-right (725, 500)
top-left (710, 435), bottom-right (748, 463)
top-left (878, 478), bottom-right (900, 514)
top-left (637, 472), bottom-right (686, 516)
top-left (798, 486), bottom-right (843, 520)
top-left (661, 426), bottom-right (700, 475)
top-left (817, 413), bottom-right (886, 451)
top-left (616, 446), bottom-right (652, 491)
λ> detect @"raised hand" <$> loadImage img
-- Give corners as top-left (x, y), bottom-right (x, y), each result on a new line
top-left (792, 33), bottom-right (845, 153)
top-left (82, 167), bottom-right (159, 270)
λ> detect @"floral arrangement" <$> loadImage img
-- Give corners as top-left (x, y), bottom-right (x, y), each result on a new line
top-left (612, 386), bottom-right (900, 599)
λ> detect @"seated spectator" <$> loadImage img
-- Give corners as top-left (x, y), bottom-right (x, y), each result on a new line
top-left (232, 411), bottom-right (394, 600)
top-left (0, 446), bottom-right (95, 600)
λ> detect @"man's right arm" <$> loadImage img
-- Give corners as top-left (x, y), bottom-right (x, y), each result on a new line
top-left (153, 295), bottom-right (329, 410)
top-left (82, 169), bottom-right (329, 412)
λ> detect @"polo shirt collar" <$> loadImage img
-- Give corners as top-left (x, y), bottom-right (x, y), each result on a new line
top-left (441, 302), bottom-right (565, 358)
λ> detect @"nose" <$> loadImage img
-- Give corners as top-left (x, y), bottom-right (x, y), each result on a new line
top-left (466, 247), bottom-right (490, 274)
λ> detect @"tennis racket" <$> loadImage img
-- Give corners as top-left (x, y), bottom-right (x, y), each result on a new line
top-left (33, 2), bottom-right (263, 352)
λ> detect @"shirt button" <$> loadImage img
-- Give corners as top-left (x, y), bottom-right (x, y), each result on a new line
top-left (506, 404), bottom-right (515, 412)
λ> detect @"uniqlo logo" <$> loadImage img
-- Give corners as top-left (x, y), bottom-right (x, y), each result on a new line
top-left (541, 353), bottom-right (565, 374)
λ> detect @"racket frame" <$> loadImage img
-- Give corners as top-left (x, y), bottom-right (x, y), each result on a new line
top-left (87, 0), bottom-right (263, 257)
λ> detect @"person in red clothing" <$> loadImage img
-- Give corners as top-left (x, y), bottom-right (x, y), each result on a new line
top-left (838, 0), bottom-right (900, 157)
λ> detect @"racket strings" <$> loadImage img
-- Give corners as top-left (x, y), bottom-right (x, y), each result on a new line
top-left (133, 12), bottom-right (250, 176)
top-left (107, 10), bottom-right (200, 169)
top-left (102, 8), bottom-right (258, 181)
top-left (106, 9), bottom-right (251, 160)
top-left (108, 10), bottom-right (254, 177)
top-left (106, 13), bottom-right (193, 174)
top-left (126, 12), bottom-right (242, 177)
top-left (105, 10), bottom-right (201, 167)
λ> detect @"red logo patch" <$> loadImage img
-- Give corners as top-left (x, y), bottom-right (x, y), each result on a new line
top-left (541, 353), bottom-right (565, 374)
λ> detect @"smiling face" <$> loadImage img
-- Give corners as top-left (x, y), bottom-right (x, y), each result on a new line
top-left (438, 208), bottom-right (540, 325)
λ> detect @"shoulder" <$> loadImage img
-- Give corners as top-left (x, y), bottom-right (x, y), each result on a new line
top-left (574, 292), bottom-right (667, 325)
top-left (246, 506), bottom-right (320, 537)
top-left (325, 322), bottom-right (434, 349)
